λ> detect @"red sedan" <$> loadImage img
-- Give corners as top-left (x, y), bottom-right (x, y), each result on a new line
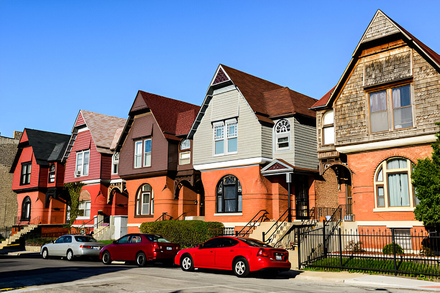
top-left (100, 233), bottom-right (180, 266)
top-left (174, 236), bottom-right (290, 277)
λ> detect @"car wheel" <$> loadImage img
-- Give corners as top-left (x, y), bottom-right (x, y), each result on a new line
top-left (42, 248), bottom-right (49, 259)
top-left (102, 251), bottom-right (112, 265)
top-left (136, 252), bottom-right (147, 267)
top-left (66, 250), bottom-right (74, 261)
top-left (233, 257), bottom-right (250, 277)
top-left (180, 254), bottom-right (194, 272)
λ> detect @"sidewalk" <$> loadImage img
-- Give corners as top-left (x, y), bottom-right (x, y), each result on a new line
top-left (294, 270), bottom-right (440, 291)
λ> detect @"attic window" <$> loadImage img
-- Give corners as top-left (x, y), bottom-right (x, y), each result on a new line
top-left (275, 119), bottom-right (290, 150)
top-left (322, 110), bottom-right (335, 145)
top-left (49, 164), bottom-right (56, 183)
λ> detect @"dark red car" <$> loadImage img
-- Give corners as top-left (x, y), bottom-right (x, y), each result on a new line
top-left (174, 236), bottom-right (290, 277)
top-left (100, 233), bottom-right (180, 266)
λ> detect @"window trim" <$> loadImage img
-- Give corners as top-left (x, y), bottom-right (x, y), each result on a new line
top-left (48, 163), bottom-right (56, 183)
top-left (213, 119), bottom-right (238, 156)
top-left (367, 83), bottom-right (414, 134)
top-left (179, 151), bottom-right (191, 165)
top-left (134, 138), bottom-right (152, 168)
top-left (112, 152), bottom-right (119, 175)
top-left (322, 110), bottom-right (335, 145)
top-left (21, 196), bottom-right (31, 221)
top-left (20, 162), bottom-right (32, 185)
top-left (75, 150), bottom-right (90, 177)
top-left (216, 175), bottom-right (242, 213)
top-left (77, 200), bottom-right (91, 219)
top-left (274, 119), bottom-right (291, 151)
top-left (373, 157), bottom-right (416, 211)
top-left (135, 184), bottom-right (154, 217)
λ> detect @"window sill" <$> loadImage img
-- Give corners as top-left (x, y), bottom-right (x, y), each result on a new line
top-left (76, 216), bottom-right (91, 220)
top-left (373, 207), bottom-right (415, 212)
top-left (214, 213), bottom-right (243, 216)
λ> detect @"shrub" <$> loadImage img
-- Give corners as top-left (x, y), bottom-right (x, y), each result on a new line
top-left (140, 220), bottom-right (224, 248)
top-left (382, 243), bottom-right (404, 255)
top-left (345, 240), bottom-right (365, 253)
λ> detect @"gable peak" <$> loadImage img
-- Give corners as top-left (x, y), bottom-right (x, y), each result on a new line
top-left (360, 9), bottom-right (400, 45)
top-left (212, 65), bottom-right (231, 85)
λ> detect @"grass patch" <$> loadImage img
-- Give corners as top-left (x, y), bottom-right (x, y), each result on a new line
top-left (99, 240), bottom-right (114, 245)
top-left (307, 257), bottom-right (440, 279)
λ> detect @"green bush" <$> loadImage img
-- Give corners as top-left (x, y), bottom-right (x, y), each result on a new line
top-left (140, 220), bottom-right (224, 248)
top-left (382, 243), bottom-right (404, 255)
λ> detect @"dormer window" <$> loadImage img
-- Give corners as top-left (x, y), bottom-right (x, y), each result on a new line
top-left (75, 150), bottom-right (90, 177)
top-left (20, 162), bottom-right (31, 185)
top-left (322, 110), bottom-right (334, 145)
top-left (275, 119), bottom-right (290, 150)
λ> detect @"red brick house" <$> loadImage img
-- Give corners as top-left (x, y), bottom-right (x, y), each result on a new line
top-left (10, 128), bottom-right (70, 225)
top-left (311, 10), bottom-right (440, 234)
top-left (116, 91), bottom-right (200, 233)
top-left (62, 110), bottom-right (127, 231)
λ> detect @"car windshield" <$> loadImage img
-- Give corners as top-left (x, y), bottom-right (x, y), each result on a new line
top-left (146, 235), bottom-right (170, 243)
top-left (74, 236), bottom-right (97, 242)
top-left (237, 237), bottom-right (272, 248)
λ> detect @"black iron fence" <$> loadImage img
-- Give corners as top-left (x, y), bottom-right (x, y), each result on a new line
top-left (298, 226), bottom-right (440, 278)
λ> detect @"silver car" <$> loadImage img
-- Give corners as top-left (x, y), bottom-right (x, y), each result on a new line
top-left (40, 234), bottom-right (105, 261)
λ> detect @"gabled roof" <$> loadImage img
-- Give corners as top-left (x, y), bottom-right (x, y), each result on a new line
top-left (131, 91), bottom-right (200, 138)
top-left (312, 9), bottom-right (440, 110)
top-left (260, 158), bottom-right (318, 176)
top-left (10, 128), bottom-right (70, 172)
top-left (77, 110), bottom-right (126, 154)
top-left (188, 64), bottom-right (317, 138)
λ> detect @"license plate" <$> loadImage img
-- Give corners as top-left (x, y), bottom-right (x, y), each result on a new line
top-left (93, 247), bottom-right (100, 250)
top-left (276, 255), bottom-right (282, 261)
top-left (166, 247), bottom-right (172, 250)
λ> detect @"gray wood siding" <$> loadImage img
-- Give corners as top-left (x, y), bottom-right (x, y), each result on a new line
top-left (272, 117), bottom-right (295, 164)
top-left (293, 118), bottom-right (318, 170)
top-left (261, 125), bottom-right (273, 159)
top-left (193, 89), bottom-right (263, 166)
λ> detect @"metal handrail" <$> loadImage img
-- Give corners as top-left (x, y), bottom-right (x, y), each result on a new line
top-left (155, 212), bottom-right (173, 221)
top-left (236, 210), bottom-right (269, 237)
top-left (263, 209), bottom-right (289, 243)
top-left (175, 213), bottom-right (186, 221)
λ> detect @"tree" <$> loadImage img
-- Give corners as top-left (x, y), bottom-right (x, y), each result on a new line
top-left (412, 122), bottom-right (440, 232)
top-left (64, 182), bottom-right (85, 233)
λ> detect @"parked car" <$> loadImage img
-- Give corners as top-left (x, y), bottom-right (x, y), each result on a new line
top-left (100, 233), bottom-right (180, 267)
top-left (174, 236), bottom-right (291, 277)
top-left (41, 234), bottom-right (105, 261)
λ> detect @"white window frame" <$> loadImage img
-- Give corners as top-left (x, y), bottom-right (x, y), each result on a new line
top-left (75, 150), bottom-right (90, 177)
top-left (213, 119), bottom-right (238, 156)
top-left (274, 119), bottom-right (290, 151)
top-left (112, 152), bottom-right (119, 175)
top-left (374, 157), bottom-right (416, 211)
top-left (77, 200), bottom-right (91, 219)
top-left (179, 151), bottom-right (191, 165)
top-left (134, 139), bottom-right (152, 168)
top-left (322, 110), bottom-right (335, 145)
top-left (137, 184), bottom-right (154, 216)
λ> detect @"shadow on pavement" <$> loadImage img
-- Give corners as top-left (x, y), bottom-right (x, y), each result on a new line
top-left (190, 268), bottom-right (303, 279)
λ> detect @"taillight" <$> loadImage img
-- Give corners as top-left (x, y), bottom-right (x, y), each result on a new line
top-left (80, 245), bottom-right (93, 249)
top-left (257, 248), bottom-right (269, 257)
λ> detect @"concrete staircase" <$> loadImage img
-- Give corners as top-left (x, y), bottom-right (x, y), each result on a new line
top-left (0, 225), bottom-right (38, 249)
top-left (93, 225), bottom-right (111, 240)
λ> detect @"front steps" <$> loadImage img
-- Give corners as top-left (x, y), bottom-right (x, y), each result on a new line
top-left (0, 225), bottom-right (38, 249)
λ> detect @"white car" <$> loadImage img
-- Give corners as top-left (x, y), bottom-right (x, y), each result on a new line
top-left (40, 234), bottom-right (105, 261)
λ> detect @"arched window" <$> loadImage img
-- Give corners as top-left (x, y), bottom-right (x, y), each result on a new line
top-left (216, 175), bottom-right (242, 213)
top-left (21, 196), bottom-right (31, 221)
top-left (136, 184), bottom-right (154, 216)
top-left (274, 119), bottom-right (290, 151)
top-left (374, 157), bottom-right (416, 209)
top-left (322, 110), bottom-right (334, 145)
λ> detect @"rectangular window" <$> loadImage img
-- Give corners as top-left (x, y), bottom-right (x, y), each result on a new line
top-left (369, 85), bottom-right (412, 133)
top-left (78, 201), bottom-right (91, 218)
top-left (141, 193), bottom-right (150, 215)
top-left (48, 164), bottom-right (56, 183)
top-left (377, 186), bottom-right (385, 207)
top-left (214, 123), bottom-right (224, 155)
top-left (134, 141), bottom-right (142, 168)
top-left (112, 153), bottom-right (119, 174)
top-left (277, 137), bottom-right (289, 149)
top-left (388, 173), bottom-right (410, 207)
top-left (20, 162), bottom-right (31, 185)
top-left (179, 151), bottom-right (191, 165)
top-left (227, 120), bottom-right (238, 153)
top-left (143, 139), bottom-right (152, 167)
top-left (75, 150), bottom-right (90, 177)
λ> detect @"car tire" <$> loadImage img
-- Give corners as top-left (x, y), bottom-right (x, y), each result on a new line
top-left (136, 252), bottom-right (147, 267)
top-left (66, 249), bottom-right (74, 261)
top-left (42, 248), bottom-right (49, 259)
top-left (180, 254), bottom-right (194, 272)
top-left (102, 251), bottom-right (112, 265)
top-left (233, 257), bottom-right (250, 277)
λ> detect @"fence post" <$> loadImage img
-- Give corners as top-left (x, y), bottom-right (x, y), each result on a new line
top-left (297, 227), bottom-right (301, 270)
top-left (323, 220), bottom-right (327, 259)
top-left (391, 228), bottom-right (397, 276)
top-left (338, 227), bottom-right (343, 267)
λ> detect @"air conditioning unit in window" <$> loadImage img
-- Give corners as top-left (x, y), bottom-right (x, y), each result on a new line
top-left (76, 170), bottom-right (82, 177)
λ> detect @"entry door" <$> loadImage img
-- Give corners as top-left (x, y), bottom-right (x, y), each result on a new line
top-left (295, 176), bottom-right (309, 219)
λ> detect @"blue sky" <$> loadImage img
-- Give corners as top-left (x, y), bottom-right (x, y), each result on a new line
top-left (1, 1), bottom-right (440, 138)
